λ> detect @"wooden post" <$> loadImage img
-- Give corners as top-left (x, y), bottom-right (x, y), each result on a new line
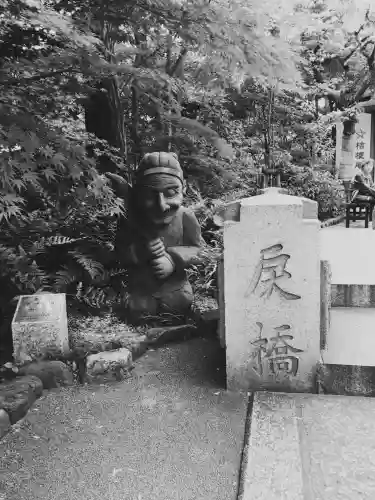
top-left (217, 256), bottom-right (225, 349)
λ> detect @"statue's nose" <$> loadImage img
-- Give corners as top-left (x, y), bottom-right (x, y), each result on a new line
top-left (157, 193), bottom-right (169, 212)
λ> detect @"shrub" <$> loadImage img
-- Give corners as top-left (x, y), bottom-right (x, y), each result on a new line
top-left (184, 197), bottom-right (223, 298)
top-left (0, 202), bottom-right (129, 320)
top-left (281, 165), bottom-right (345, 219)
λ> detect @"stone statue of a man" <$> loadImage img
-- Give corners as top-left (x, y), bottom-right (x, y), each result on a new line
top-left (115, 152), bottom-right (203, 322)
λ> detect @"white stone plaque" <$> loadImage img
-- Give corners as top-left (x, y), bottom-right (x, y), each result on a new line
top-left (12, 293), bottom-right (69, 363)
top-left (355, 112), bottom-right (372, 162)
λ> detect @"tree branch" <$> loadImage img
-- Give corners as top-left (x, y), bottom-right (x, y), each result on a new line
top-left (354, 78), bottom-right (370, 102)
top-left (169, 46), bottom-right (188, 77)
top-left (368, 43), bottom-right (375, 68)
top-left (343, 36), bottom-right (370, 63)
top-left (0, 67), bottom-right (78, 87)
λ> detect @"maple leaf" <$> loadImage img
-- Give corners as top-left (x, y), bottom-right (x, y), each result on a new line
top-left (42, 167), bottom-right (58, 182)
top-left (69, 166), bottom-right (83, 180)
top-left (50, 152), bottom-right (67, 169)
top-left (40, 145), bottom-right (55, 158)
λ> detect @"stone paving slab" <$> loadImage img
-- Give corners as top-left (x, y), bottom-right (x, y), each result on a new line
top-left (241, 392), bottom-right (303, 500)
top-left (240, 392), bottom-right (375, 500)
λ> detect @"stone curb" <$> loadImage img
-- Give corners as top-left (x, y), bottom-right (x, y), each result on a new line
top-left (320, 214), bottom-right (345, 228)
top-left (132, 316), bottom-right (218, 353)
top-left (0, 375), bottom-right (43, 441)
top-left (145, 324), bottom-right (200, 347)
top-left (316, 363), bottom-right (375, 397)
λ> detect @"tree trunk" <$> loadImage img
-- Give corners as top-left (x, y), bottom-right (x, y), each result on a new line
top-left (84, 77), bottom-right (127, 174)
top-left (85, 77), bottom-right (126, 153)
top-left (130, 83), bottom-right (140, 155)
top-left (338, 118), bottom-right (357, 201)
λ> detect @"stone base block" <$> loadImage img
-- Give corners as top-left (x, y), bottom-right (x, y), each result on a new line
top-left (12, 322), bottom-right (69, 364)
top-left (12, 294), bottom-right (69, 364)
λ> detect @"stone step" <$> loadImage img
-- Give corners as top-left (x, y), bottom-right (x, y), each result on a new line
top-left (240, 391), bottom-right (375, 500)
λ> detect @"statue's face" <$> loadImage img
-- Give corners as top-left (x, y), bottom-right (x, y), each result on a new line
top-left (136, 174), bottom-right (184, 226)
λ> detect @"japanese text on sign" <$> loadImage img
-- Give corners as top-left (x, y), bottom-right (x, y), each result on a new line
top-left (246, 244), bottom-right (301, 300)
top-left (355, 123), bottom-right (367, 160)
top-left (356, 140), bottom-right (365, 160)
top-left (14, 295), bottom-right (57, 322)
top-left (251, 322), bottom-right (303, 376)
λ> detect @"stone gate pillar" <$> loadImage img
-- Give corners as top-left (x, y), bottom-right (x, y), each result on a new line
top-left (223, 188), bottom-right (321, 392)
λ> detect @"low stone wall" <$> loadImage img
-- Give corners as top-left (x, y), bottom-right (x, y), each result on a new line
top-left (320, 214), bottom-right (345, 228)
top-left (317, 363), bottom-right (375, 397)
top-left (331, 284), bottom-right (375, 308)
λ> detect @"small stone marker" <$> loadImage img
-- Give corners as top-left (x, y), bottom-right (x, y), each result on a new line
top-left (223, 188), bottom-right (321, 392)
top-left (86, 348), bottom-right (132, 381)
top-left (12, 293), bottom-right (69, 364)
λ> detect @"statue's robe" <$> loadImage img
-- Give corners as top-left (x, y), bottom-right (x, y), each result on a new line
top-left (115, 206), bottom-right (203, 317)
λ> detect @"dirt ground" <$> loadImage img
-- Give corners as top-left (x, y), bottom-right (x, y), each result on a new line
top-left (0, 337), bottom-right (247, 500)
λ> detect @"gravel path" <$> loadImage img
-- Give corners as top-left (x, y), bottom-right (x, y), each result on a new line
top-left (0, 338), bottom-right (247, 500)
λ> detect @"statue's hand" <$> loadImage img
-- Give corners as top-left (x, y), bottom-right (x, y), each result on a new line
top-left (146, 238), bottom-right (166, 259)
top-left (150, 254), bottom-right (175, 280)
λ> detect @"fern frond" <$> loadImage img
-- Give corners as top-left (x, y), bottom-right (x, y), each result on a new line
top-left (54, 267), bottom-right (78, 290)
top-left (74, 280), bottom-right (130, 309)
top-left (68, 251), bottom-right (105, 280)
top-left (46, 236), bottom-right (82, 246)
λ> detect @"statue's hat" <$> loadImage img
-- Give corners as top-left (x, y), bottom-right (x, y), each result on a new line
top-left (136, 152), bottom-right (183, 183)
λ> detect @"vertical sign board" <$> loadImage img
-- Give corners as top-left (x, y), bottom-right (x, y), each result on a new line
top-left (355, 112), bottom-right (372, 163)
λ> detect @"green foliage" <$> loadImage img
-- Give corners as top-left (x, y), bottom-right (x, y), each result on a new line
top-left (0, 201), bottom-right (130, 319)
top-left (0, 0), bottom-right (365, 325)
top-left (187, 200), bottom-right (223, 297)
top-left (282, 165), bottom-right (345, 219)
top-left (0, 0), bottom-right (127, 222)
top-left (298, 0), bottom-right (375, 119)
